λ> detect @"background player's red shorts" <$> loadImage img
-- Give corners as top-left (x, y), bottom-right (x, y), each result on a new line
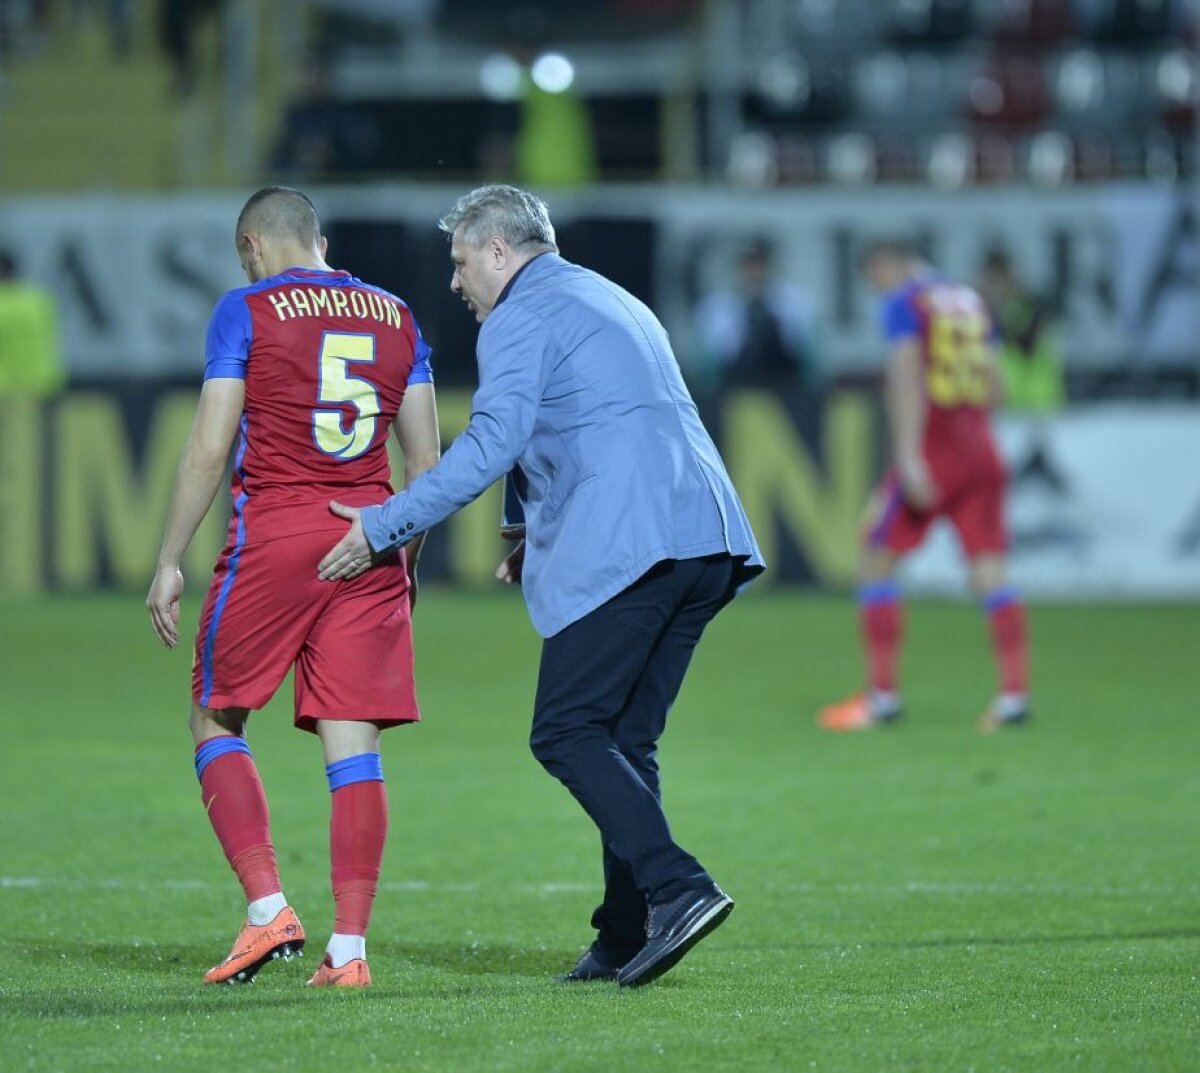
top-left (866, 442), bottom-right (1008, 559)
top-left (192, 528), bottom-right (418, 733)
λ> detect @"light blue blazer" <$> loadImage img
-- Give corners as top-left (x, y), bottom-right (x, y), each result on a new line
top-left (361, 253), bottom-right (764, 638)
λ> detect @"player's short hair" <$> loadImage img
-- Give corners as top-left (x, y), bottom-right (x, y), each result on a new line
top-left (982, 246), bottom-right (1013, 274)
top-left (236, 186), bottom-right (321, 248)
top-left (439, 184), bottom-right (558, 255)
top-left (859, 237), bottom-right (919, 269)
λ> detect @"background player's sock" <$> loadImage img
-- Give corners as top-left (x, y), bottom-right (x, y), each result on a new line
top-left (247, 891), bottom-right (288, 927)
top-left (327, 753), bottom-right (388, 963)
top-left (860, 580), bottom-right (903, 697)
top-left (983, 588), bottom-right (1029, 699)
top-left (195, 735), bottom-right (284, 906)
top-left (325, 933), bottom-right (366, 968)
top-left (868, 689), bottom-right (903, 720)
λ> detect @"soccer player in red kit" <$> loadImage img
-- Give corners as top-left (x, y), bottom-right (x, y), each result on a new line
top-left (819, 240), bottom-right (1029, 732)
top-left (146, 187), bottom-right (441, 986)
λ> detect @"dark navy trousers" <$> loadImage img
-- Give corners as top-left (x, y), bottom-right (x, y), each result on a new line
top-left (529, 553), bottom-right (737, 959)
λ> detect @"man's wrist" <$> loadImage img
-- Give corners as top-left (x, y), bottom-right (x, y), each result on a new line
top-left (360, 502), bottom-right (402, 552)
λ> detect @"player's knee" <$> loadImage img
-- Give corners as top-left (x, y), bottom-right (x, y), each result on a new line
top-left (189, 703), bottom-right (247, 743)
top-left (860, 551), bottom-right (897, 585)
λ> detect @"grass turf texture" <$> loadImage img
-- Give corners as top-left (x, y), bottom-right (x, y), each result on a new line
top-left (0, 590), bottom-right (1196, 1072)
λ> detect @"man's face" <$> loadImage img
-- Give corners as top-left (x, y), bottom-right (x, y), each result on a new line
top-left (863, 254), bottom-right (905, 294)
top-left (450, 227), bottom-right (504, 323)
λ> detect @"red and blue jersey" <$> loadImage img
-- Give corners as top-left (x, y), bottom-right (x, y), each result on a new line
top-left (880, 273), bottom-right (997, 456)
top-left (204, 266), bottom-right (432, 543)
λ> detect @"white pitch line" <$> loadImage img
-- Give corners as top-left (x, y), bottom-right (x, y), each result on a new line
top-left (1, 876), bottom-right (1194, 897)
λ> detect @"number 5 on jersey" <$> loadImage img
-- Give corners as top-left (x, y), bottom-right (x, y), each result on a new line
top-left (313, 331), bottom-right (379, 460)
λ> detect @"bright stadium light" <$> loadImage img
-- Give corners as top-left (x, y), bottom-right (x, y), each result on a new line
top-left (531, 52), bottom-right (576, 94)
top-left (480, 53), bottom-right (522, 100)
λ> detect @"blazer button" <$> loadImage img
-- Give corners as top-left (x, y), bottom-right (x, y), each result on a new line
top-left (406, 522), bottom-right (414, 531)
top-left (389, 532), bottom-right (398, 541)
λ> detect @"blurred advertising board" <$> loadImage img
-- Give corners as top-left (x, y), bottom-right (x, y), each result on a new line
top-left (1, 386), bottom-right (1196, 599)
top-left (903, 404), bottom-right (1200, 600)
top-left (0, 184), bottom-right (1196, 378)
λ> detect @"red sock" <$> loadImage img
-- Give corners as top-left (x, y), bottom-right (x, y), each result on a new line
top-left (330, 780), bottom-right (388, 936)
top-left (860, 589), bottom-right (903, 693)
top-left (196, 739), bottom-right (281, 904)
top-left (987, 598), bottom-right (1029, 695)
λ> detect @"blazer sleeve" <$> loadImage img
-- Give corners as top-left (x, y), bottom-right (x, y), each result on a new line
top-left (361, 301), bottom-right (553, 551)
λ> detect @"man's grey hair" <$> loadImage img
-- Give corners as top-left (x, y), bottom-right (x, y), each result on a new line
top-left (438, 185), bottom-right (558, 254)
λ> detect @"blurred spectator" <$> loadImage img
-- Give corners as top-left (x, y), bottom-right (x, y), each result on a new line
top-left (271, 61), bottom-right (380, 180)
top-left (979, 248), bottom-right (1068, 493)
top-left (514, 51), bottom-right (597, 187)
top-left (0, 251), bottom-right (65, 398)
top-left (693, 238), bottom-right (816, 393)
top-left (158, 0), bottom-right (219, 97)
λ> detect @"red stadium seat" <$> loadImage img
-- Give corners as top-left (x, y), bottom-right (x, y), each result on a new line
top-left (967, 52), bottom-right (1051, 128)
top-left (989, 0), bottom-right (1075, 47)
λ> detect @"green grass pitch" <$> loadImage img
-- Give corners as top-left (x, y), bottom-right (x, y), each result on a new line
top-left (0, 589), bottom-right (1196, 1072)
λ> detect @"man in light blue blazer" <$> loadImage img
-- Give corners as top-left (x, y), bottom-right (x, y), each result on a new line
top-left (319, 185), bottom-right (764, 987)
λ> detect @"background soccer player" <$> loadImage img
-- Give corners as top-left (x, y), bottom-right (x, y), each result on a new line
top-left (819, 240), bottom-right (1029, 733)
top-left (146, 186), bottom-right (441, 987)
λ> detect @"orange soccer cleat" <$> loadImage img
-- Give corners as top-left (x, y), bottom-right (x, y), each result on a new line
top-left (817, 693), bottom-right (902, 732)
top-left (203, 906), bottom-right (305, 985)
top-left (306, 955), bottom-right (371, 988)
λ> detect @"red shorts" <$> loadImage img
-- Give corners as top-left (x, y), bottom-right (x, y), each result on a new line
top-left (192, 528), bottom-right (419, 733)
top-left (865, 447), bottom-right (1008, 559)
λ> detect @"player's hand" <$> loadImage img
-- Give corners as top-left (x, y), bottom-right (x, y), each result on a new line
top-left (898, 457), bottom-right (938, 511)
top-left (495, 539), bottom-right (526, 585)
top-left (318, 501), bottom-right (377, 581)
top-left (147, 565), bottom-right (185, 648)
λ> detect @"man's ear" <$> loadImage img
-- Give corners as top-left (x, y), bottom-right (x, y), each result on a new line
top-left (318, 234), bottom-right (329, 259)
top-left (240, 232), bottom-right (262, 264)
top-left (489, 236), bottom-right (508, 269)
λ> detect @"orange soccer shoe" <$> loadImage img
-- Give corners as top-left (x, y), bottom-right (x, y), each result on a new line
top-left (306, 955), bottom-right (371, 988)
top-left (203, 906), bottom-right (306, 985)
top-left (817, 693), bottom-right (902, 732)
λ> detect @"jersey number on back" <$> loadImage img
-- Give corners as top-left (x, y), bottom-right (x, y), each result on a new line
top-left (313, 331), bottom-right (379, 460)
top-left (927, 303), bottom-right (990, 407)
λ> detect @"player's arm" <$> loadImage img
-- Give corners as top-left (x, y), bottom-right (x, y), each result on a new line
top-left (320, 304), bottom-right (551, 582)
top-left (146, 378), bottom-right (245, 648)
top-left (391, 381), bottom-right (441, 608)
top-left (885, 338), bottom-right (936, 510)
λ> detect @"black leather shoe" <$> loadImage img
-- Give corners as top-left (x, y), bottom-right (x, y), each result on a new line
top-left (556, 944), bottom-right (625, 983)
top-left (617, 885), bottom-right (734, 988)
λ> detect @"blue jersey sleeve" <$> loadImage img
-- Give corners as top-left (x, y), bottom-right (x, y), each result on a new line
top-left (407, 316), bottom-right (434, 387)
top-left (880, 289), bottom-right (921, 343)
top-left (203, 292), bottom-right (253, 380)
